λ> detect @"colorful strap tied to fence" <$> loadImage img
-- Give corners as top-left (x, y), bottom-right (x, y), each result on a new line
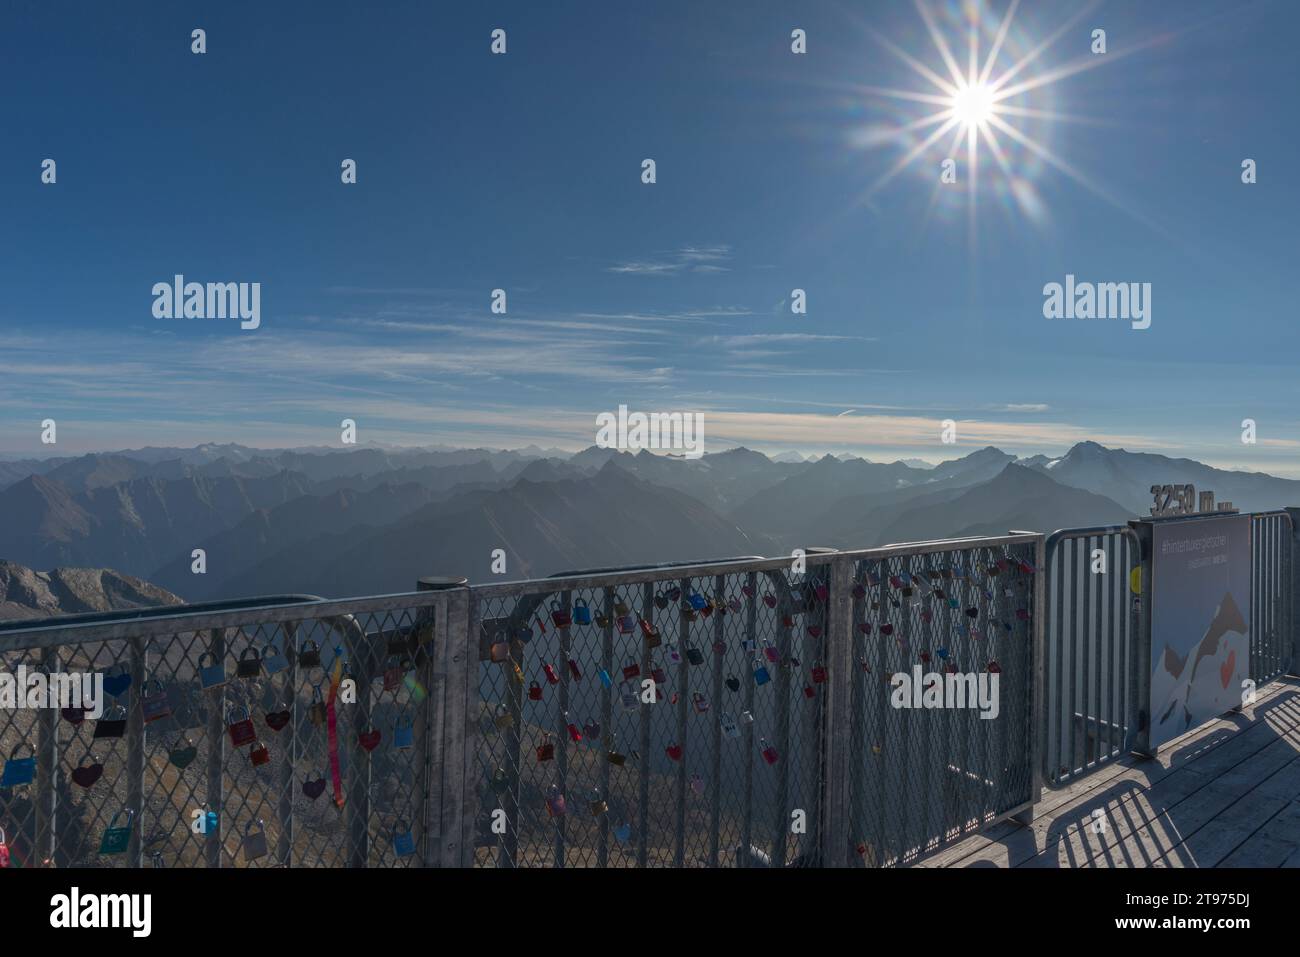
top-left (327, 651), bottom-right (345, 808)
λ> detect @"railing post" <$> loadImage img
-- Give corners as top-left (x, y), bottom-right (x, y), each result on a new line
top-left (820, 556), bottom-right (855, 866)
top-left (126, 636), bottom-right (147, 867)
top-left (1012, 533), bottom-right (1046, 825)
top-left (205, 628), bottom-right (226, 868)
top-left (1129, 521), bottom-right (1154, 757)
top-left (276, 620), bottom-right (298, 867)
top-left (35, 644), bottom-right (59, 866)
top-left (420, 578), bottom-right (472, 868)
top-left (1286, 508), bottom-right (1300, 678)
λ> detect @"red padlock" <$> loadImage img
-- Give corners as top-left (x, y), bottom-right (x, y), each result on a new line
top-left (650, 664), bottom-right (667, 685)
top-left (760, 738), bottom-right (779, 765)
top-left (383, 657), bottom-right (403, 692)
top-left (811, 664), bottom-right (827, 684)
top-left (622, 661), bottom-right (640, 682)
top-left (566, 721), bottom-right (583, 743)
top-left (762, 593), bottom-right (777, 608)
top-left (227, 709), bottom-right (256, 747)
top-left (250, 741), bottom-right (271, 766)
top-left (543, 663), bottom-right (560, 685)
top-left (537, 737), bottom-right (555, 762)
top-left (0, 826), bottom-right (8, 868)
top-left (803, 685), bottom-right (815, 699)
top-left (550, 601), bottom-right (572, 629)
top-left (528, 681), bottom-right (543, 701)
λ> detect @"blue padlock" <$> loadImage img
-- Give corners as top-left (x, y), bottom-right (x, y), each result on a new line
top-left (753, 661), bottom-right (771, 686)
top-left (1, 743), bottom-right (36, 787)
top-left (688, 592), bottom-right (708, 611)
top-left (597, 668), bottom-right (612, 689)
top-left (572, 598), bottom-right (592, 626)
top-left (394, 825), bottom-right (416, 857)
top-left (394, 720), bottom-right (414, 750)
top-left (516, 625), bottom-right (533, 644)
top-left (198, 652), bottom-right (226, 690)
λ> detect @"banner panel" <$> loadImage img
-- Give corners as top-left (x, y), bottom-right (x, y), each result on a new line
top-left (1150, 515), bottom-right (1251, 749)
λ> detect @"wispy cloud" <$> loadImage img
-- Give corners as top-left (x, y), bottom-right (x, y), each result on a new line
top-left (607, 244), bottom-right (734, 276)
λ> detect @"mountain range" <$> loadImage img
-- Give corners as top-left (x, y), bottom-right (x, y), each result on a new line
top-left (0, 440), bottom-right (1296, 614)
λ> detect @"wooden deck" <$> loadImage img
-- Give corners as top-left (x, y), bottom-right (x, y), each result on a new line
top-left (919, 677), bottom-right (1300, 868)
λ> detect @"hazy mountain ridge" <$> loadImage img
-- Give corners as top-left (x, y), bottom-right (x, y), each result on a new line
top-left (1, 441), bottom-right (1296, 613)
top-left (0, 559), bottom-right (183, 621)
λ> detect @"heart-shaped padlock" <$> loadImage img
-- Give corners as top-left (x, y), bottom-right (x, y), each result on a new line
top-left (303, 776), bottom-right (326, 800)
top-left (169, 736), bottom-right (198, 770)
top-left (71, 751), bottom-right (104, 789)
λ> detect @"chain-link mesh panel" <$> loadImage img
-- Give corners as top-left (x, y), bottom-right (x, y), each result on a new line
top-left (847, 541), bottom-right (1038, 866)
top-left (0, 596), bottom-right (442, 868)
top-left (469, 561), bottom-right (829, 868)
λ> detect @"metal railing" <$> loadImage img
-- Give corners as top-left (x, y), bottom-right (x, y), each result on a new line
top-left (1250, 511), bottom-right (1294, 686)
top-left (1042, 525), bottom-right (1142, 787)
top-left (0, 590), bottom-right (459, 868)
top-left (0, 532), bottom-right (1043, 867)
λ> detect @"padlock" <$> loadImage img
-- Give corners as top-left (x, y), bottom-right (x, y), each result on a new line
top-left (265, 700), bottom-right (292, 731)
top-left (250, 741), bottom-right (271, 766)
top-left (699, 602), bottom-right (714, 619)
top-left (198, 652), bottom-right (227, 690)
top-left (199, 804), bottom-right (218, 835)
top-left (763, 642), bottom-right (779, 663)
top-left (383, 656), bottom-right (404, 691)
top-left (807, 625), bottom-right (822, 638)
top-left (236, 647), bottom-right (262, 679)
top-left (879, 623), bottom-right (894, 636)
top-left (92, 705), bottom-right (128, 740)
top-left (567, 658), bottom-right (582, 681)
top-left (1016, 608), bottom-right (1030, 621)
top-left (613, 821), bottom-right (632, 843)
top-left (811, 663), bottom-right (827, 684)
top-left (606, 746), bottom-right (626, 766)
top-left (762, 593), bottom-right (777, 609)
top-left (489, 638), bottom-right (510, 663)
top-left (303, 776), bottom-right (326, 800)
top-left (741, 583), bottom-right (755, 599)
top-left (99, 808), bottom-right (134, 855)
top-left (595, 613), bottom-right (612, 629)
top-left (727, 596), bottom-right (742, 613)
top-left (620, 687), bottom-right (639, 711)
top-left (640, 618), bottom-right (661, 645)
top-left (688, 592), bottom-right (707, 611)
top-left (760, 738), bottom-right (779, 765)
top-left (1, 743), bottom-right (36, 787)
top-left (858, 622), bottom-right (872, 634)
top-left (589, 788), bottom-right (608, 816)
top-left (725, 675), bottom-right (740, 692)
top-left (103, 663), bottom-right (131, 699)
top-left (169, 736), bottom-right (198, 769)
top-left (394, 824), bottom-right (416, 858)
top-left (781, 613), bottom-right (794, 627)
top-left (597, 669), bottom-right (612, 689)
top-left (61, 704), bottom-right (86, 725)
top-left (622, 660), bottom-right (640, 681)
top-left (851, 582), bottom-right (867, 600)
top-left (753, 661), bottom-right (771, 686)
top-left (566, 718), bottom-right (583, 743)
top-left (493, 702), bottom-right (515, 730)
top-left (0, 826), bottom-right (8, 868)
top-left (528, 681), bottom-right (543, 701)
top-left (690, 772), bottom-right (705, 795)
top-left (298, 640), bottom-right (322, 669)
top-left (666, 644), bottom-right (681, 665)
top-left (572, 598), bottom-right (593, 626)
top-left (308, 688), bottom-right (327, 727)
top-left (263, 642), bottom-right (289, 676)
top-left (583, 718), bottom-right (601, 741)
top-left (71, 751), bottom-right (104, 789)
top-left (966, 607), bottom-right (979, 619)
top-left (227, 708), bottom-right (256, 747)
top-left (550, 601), bottom-right (572, 629)
top-left (393, 720), bottom-right (414, 750)
top-left (358, 728), bottom-right (382, 752)
top-left (543, 663), bottom-right (560, 685)
top-left (140, 677), bottom-right (172, 724)
top-left (712, 640), bottom-right (727, 656)
top-left (537, 736), bottom-right (555, 762)
top-left (517, 624), bottom-right (534, 644)
top-left (739, 710), bottom-right (754, 725)
top-left (665, 743), bottom-right (683, 762)
top-left (613, 597), bottom-right (630, 617)
top-left (692, 691), bottom-right (710, 714)
top-left (647, 662), bottom-right (664, 686)
top-left (686, 644), bottom-right (704, 666)
top-left (617, 614), bottom-right (635, 634)
top-left (988, 660), bottom-right (1002, 674)
top-left (545, 786), bottom-right (567, 818)
top-left (242, 819), bottom-right (269, 862)
top-left (653, 590), bottom-right (669, 610)
top-left (720, 712), bottom-right (740, 739)
top-left (803, 685), bottom-right (815, 699)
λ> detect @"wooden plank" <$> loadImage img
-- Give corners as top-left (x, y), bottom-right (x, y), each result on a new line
top-left (1217, 799), bottom-right (1300, 868)
top-left (921, 681), bottom-right (1300, 867)
top-left (1082, 735), bottom-right (1300, 869)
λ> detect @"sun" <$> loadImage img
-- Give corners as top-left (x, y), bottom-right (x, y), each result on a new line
top-left (950, 81), bottom-right (995, 130)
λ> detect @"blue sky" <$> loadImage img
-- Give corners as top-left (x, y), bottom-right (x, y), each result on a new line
top-left (1, 0), bottom-right (1297, 473)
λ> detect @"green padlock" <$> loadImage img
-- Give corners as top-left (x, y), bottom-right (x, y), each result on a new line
top-left (99, 808), bottom-right (134, 855)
